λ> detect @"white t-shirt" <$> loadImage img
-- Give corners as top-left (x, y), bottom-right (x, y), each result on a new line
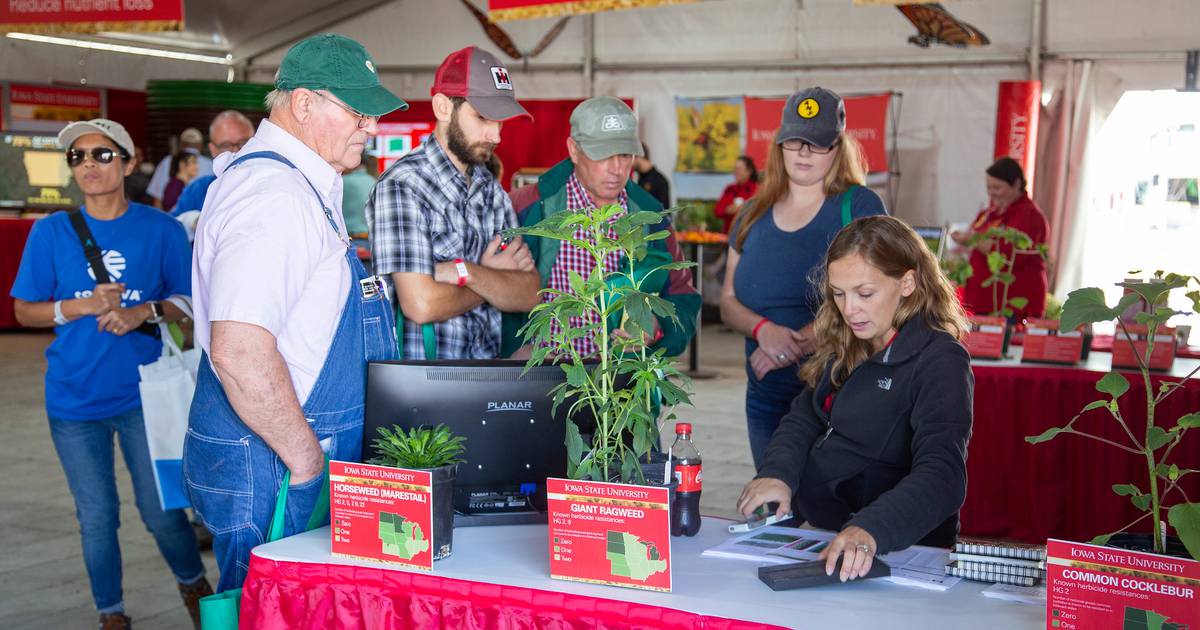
top-left (192, 119), bottom-right (350, 406)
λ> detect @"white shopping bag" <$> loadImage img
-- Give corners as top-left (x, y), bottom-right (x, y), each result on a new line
top-left (138, 314), bottom-right (200, 511)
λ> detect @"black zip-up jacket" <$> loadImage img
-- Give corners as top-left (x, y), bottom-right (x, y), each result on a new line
top-left (757, 316), bottom-right (973, 553)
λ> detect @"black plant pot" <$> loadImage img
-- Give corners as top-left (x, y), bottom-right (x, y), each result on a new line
top-left (638, 452), bottom-right (678, 508)
top-left (1106, 533), bottom-right (1191, 560)
top-left (428, 463), bottom-right (456, 561)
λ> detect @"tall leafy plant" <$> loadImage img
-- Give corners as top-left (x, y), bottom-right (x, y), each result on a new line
top-left (968, 226), bottom-right (1047, 318)
top-left (1026, 272), bottom-right (1200, 560)
top-left (507, 204), bottom-right (694, 484)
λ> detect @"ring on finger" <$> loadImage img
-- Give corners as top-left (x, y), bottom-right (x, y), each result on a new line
top-left (777, 353), bottom-right (787, 361)
top-left (855, 543), bottom-right (872, 555)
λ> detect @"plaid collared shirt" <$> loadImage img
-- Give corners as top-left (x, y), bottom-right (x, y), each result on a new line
top-left (545, 173), bottom-right (627, 357)
top-left (367, 137), bottom-right (517, 359)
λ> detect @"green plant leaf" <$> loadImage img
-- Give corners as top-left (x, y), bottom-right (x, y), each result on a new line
top-left (1167, 503), bottom-right (1200, 562)
top-left (1177, 413), bottom-right (1200, 429)
top-left (1091, 533), bottom-right (1113, 546)
top-left (1008, 296), bottom-right (1029, 309)
top-left (1060, 288), bottom-right (1139, 331)
top-left (1169, 464), bottom-right (1180, 481)
top-left (1026, 426), bottom-right (1070, 444)
top-left (565, 420), bottom-right (586, 471)
top-left (986, 251), bottom-right (1006, 274)
top-left (1147, 426), bottom-right (1172, 451)
top-left (1186, 290), bottom-right (1200, 315)
top-left (1081, 400), bottom-right (1108, 413)
top-left (1095, 372), bottom-right (1130, 399)
top-left (1130, 494), bottom-right (1151, 511)
top-left (1112, 484), bottom-right (1141, 496)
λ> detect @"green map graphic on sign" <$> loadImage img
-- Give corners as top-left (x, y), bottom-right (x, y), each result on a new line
top-left (606, 530), bottom-right (667, 581)
top-left (378, 511), bottom-right (430, 560)
top-left (1123, 605), bottom-right (1186, 630)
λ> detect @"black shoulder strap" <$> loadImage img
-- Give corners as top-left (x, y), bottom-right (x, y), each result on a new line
top-left (67, 209), bottom-right (159, 338)
top-left (68, 209), bottom-right (110, 283)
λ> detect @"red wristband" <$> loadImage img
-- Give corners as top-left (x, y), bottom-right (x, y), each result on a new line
top-left (454, 258), bottom-right (469, 287)
top-left (751, 317), bottom-right (769, 340)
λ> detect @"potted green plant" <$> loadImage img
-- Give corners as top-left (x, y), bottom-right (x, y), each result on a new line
top-left (368, 423), bottom-right (466, 560)
top-left (1025, 271), bottom-right (1199, 560)
top-left (960, 226), bottom-right (1049, 358)
top-left (506, 204), bottom-right (694, 486)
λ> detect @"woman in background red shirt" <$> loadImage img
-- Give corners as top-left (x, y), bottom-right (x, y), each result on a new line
top-left (714, 155), bottom-right (758, 234)
top-left (953, 157), bottom-right (1049, 321)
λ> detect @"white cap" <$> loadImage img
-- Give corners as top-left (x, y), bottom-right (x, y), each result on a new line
top-left (180, 127), bottom-right (203, 144)
top-left (58, 119), bottom-right (136, 159)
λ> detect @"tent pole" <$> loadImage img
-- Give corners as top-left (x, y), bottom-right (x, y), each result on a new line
top-left (1029, 0), bottom-right (1044, 82)
top-left (584, 15), bottom-right (595, 97)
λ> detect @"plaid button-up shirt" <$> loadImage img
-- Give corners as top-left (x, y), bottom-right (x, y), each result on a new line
top-left (367, 137), bottom-right (517, 359)
top-left (544, 173), bottom-right (627, 357)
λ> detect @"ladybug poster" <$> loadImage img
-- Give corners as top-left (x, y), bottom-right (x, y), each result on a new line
top-left (546, 478), bottom-right (672, 592)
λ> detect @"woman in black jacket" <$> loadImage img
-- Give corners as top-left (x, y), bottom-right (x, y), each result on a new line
top-left (737, 215), bottom-right (973, 582)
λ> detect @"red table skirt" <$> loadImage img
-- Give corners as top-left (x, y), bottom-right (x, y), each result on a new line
top-left (0, 218), bottom-right (37, 329)
top-left (241, 557), bottom-right (786, 630)
top-left (962, 363), bottom-right (1200, 544)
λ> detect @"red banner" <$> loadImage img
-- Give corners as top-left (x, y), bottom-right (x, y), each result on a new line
top-left (6, 83), bottom-right (103, 133)
top-left (745, 93), bottom-right (890, 174)
top-left (993, 80), bottom-right (1041, 193)
top-left (0, 0), bottom-right (182, 34)
top-left (489, 0), bottom-right (696, 22)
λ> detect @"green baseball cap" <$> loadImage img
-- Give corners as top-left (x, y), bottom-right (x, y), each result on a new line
top-left (569, 96), bottom-right (643, 161)
top-left (276, 34), bottom-right (408, 117)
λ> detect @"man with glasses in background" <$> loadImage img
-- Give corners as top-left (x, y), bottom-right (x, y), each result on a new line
top-left (185, 34), bottom-right (408, 592)
top-left (170, 110), bottom-right (256, 217)
top-left (367, 46), bottom-right (540, 360)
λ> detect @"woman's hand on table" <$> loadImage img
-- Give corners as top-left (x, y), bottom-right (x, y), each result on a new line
top-left (818, 525), bottom-right (879, 582)
top-left (736, 477), bottom-right (793, 519)
top-left (756, 322), bottom-right (803, 368)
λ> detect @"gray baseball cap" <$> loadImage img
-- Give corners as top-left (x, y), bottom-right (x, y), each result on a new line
top-left (569, 96), bottom-right (643, 161)
top-left (432, 46), bottom-right (531, 122)
top-left (775, 87), bottom-right (845, 149)
top-left (58, 118), bottom-right (136, 158)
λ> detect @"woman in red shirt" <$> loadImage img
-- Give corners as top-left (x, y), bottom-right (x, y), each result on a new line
top-left (714, 155), bottom-right (758, 234)
top-left (954, 157), bottom-right (1049, 321)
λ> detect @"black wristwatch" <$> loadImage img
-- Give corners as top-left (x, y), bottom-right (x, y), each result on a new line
top-left (147, 301), bottom-right (165, 324)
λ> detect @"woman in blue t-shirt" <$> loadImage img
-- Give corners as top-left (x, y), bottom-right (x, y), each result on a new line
top-left (10, 119), bottom-right (210, 630)
top-left (720, 88), bottom-right (887, 470)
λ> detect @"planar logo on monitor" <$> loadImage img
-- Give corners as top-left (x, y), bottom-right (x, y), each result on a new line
top-left (486, 401), bottom-right (533, 413)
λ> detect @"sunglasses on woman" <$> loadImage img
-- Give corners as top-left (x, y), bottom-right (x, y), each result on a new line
top-left (66, 147), bottom-right (128, 167)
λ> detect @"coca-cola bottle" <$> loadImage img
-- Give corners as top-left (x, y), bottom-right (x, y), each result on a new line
top-left (670, 422), bottom-right (702, 537)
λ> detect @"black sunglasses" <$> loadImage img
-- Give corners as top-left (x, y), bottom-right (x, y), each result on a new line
top-left (66, 147), bottom-right (128, 167)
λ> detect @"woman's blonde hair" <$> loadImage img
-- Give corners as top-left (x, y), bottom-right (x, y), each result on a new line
top-left (800, 215), bottom-right (969, 388)
top-left (733, 133), bottom-right (868, 252)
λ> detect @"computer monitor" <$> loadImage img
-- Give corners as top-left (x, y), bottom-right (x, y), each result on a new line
top-left (0, 133), bottom-right (83, 210)
top-left (364, 359), bottom-right (571, 526)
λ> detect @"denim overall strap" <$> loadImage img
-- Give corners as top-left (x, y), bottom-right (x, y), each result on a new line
top-left (184, 151), bottom-right (396, 592)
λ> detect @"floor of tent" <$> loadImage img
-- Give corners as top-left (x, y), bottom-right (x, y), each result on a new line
top-left (0, 324), bottom-right (754, 627)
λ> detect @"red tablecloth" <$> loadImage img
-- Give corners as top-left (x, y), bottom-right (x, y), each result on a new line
top-left (240, 558), bottom-right (783, 630)
top-left (0, 218), bottom-right (37, 329)
top-left (962, 361), bottom-right (1200, 544)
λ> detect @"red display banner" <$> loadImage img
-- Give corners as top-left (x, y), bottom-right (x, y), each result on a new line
top-left (745, 93), bottom-right (890, 174)
top-left (965, 315), bottom-right (1007, 359)
top-left (993, 80), bottom-right (1041, 193)
top-left (1111, 324), bottom-right (1177, 372)
top-left (546, 477), bottom-right (671, 592)
top-left (329, 461), bottom-right (434, 572)
top-left (0, 0), bottom-right (182, 34)
top-left (1045, 539), bottom-right (1199, 630)
top-left (489, 0), bottom-right (696, 22)
top-left (374, 122), bottom-right (434, 174)
top-left (1021, 318), bottom-right (1084, 365)
top-left (6, 83), bottom-right (102, 133)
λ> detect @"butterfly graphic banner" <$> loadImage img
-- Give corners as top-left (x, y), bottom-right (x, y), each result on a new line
top-left (744, 93), bottom-right (891, 175)
top-left (489, 0), bottom-right (697, 22)
top-left (1, 0), bottom-right (183, 34)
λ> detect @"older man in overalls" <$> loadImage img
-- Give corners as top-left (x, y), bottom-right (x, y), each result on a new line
top-left (185, 34), bottom-right (408, 591)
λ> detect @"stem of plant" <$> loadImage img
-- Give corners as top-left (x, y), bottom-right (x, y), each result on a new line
top-left (1142, 320), bottom-right (1162, 554)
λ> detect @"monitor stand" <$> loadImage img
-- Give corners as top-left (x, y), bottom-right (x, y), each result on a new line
top-left (454, 510), bottom-right (547, 527)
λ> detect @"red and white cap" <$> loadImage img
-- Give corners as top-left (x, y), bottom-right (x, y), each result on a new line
top-left (431, 46), bottom-right (532, 122)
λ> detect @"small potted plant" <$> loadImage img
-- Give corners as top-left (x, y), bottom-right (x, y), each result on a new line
top-left (1026, 270), bottom-right (1199, 559)
top-left (368, 423), bottom-right (466, 560)
top-left (507, 203), bottom-right (695, 487)
top-left (961, 225), bottom-right (1047, 358)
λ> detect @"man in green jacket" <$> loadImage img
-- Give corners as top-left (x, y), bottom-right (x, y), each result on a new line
top-left (504, 96), bottom-right (699, 358)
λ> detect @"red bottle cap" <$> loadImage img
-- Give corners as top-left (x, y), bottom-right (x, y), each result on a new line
top-left (675, 422), bottom-right (692, 434)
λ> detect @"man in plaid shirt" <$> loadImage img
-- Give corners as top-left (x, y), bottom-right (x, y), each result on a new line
top-left (504, 97), bottom-right (700, 359)
top-left (367, 46), bottom-right (540, 359)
